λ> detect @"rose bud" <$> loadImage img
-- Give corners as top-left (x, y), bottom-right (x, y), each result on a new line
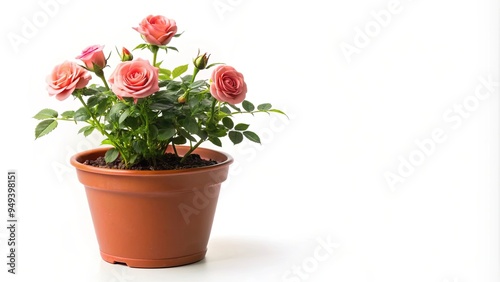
top-left (177, 93), bottom-right (187, 104)
top-left (193, 50), bottom-right (210, 70)
top-left (120, 47), bottom-right (133, 61)
top-left (76, 45), bottom-right (106, 72)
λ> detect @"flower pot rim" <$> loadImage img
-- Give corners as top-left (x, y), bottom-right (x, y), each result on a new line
top-left (70, 146), bottom-right (233, 176)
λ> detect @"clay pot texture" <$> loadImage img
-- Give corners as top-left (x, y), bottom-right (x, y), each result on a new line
top-left (70, 146), bottom-right (233, 268)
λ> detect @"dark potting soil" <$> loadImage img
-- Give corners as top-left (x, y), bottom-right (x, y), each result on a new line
top-left (83, 153), bottom-right (217, 170)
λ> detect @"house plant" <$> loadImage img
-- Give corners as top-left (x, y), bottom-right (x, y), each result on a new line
top-left (33, 14), bottom-right (286, 268)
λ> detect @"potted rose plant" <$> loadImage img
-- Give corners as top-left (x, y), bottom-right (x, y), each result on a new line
top-left (34, 15), bottom-right (286, 268)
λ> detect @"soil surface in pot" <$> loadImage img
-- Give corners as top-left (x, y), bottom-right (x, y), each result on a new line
top-left (83, 153), bottom-right (217, 170)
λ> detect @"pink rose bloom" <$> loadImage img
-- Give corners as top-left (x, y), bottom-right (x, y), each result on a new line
top-left (133, 15), bottom-right (177, 46)
top-left (46, 61), bottom-right (91, 101)
top-left (108, 58), bottom-right (159, 103)
top-left (210, 65), bottom-right (247, 104)
top-left (76, 45), bottom-right (106, 71)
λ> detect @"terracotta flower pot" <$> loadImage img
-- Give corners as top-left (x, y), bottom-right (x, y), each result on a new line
top-left (70, 146), bottom-right (233, 268)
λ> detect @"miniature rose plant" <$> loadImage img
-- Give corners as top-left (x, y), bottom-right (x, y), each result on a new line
top-left (34, 15), bottom-right (286, 169)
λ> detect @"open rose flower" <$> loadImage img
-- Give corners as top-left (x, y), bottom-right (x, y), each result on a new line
top-left (46, 61), bottom-right (91, 101)
top-left (76, 45), bottom-right (106, 71)
top-left (210, 65), bottom-right (247, 104)
top-left (108, 58), bottom-right (159, 102)
top-left (133, 15), bottom-right (177, 46)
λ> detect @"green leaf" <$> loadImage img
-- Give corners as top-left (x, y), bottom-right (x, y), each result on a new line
top-left (178, 128), bottom-right (197, 142)
top-left (182, 117), bottom-right (199, 134)
top-left (108, 103), bottom-right (127, 121)
top-left (243, 131), bottom-right (261, 144)
top-left (96, 98), bottom-right (109, 116)
top-left (227, 103), bottom-right (241, 112)
top-left (154, 60), bottom-right (163, 68)
top-left (206, 62), bottom-right (223, 69)
top-left (150, 103), bottom-right (173, 111)
top-left (234, 123), bottom-right (249, 131)
top-left (104, 148), bottom-right (119, 163)
top-left (87, 95), bottom-right (103, 108)
top-left (133, 43), bottom-right (149, 51)
top-left (78, 125), bottom-right (92, 134)
top-left (78, 125), bottom-right (94, 137)
top-left (197, 130), bottom-right (208, 140)
top-left (222, 117), bottom-right (234, 129)
top-left (220, 106), bottom-right (231, 114)
top-left (83, 126), bottom-right (94, 137)
top-left (61, 111), bottom-right (75, 119)
top-left (257, 103), bottom-right (272, 111)
top-left (133, 140), bottom-right (147, 153)
top-left (188, 94), bottom-right (202, 109)
top-left (181, 75), bottom-right (193, 84)
top-left (167, 81), bottom-right (182, 91)
top-left (159, 68), bottom-right (171, 81)
top-left (242, 100), bottom-right (255, 112)
top-left (210, 126), bottom-right (228, 137)
top-left (81, 88), bottom-right (99, 96)
top-left (74, 107), bottom-right (90, 121)
top-left (209, 136), bottom-right (222, 147)
top-left (110, 102), bottom-right (127, 114)
top-left (189, 80), bottom-right (206, 89)
top-left (33, 109), bottom-right (58, 120)
top-left (268, 109), bottom-right (288, 117)
top-left (149, 125), bottom-right (158, 139)
top-left (172, 64), bottom-right (189, 79)
top-left (158, 127), bottom-right (176, 141)
top-left (228, 131), bottom-right (243, 145)
top-left (172, 135), bottom-right (187, 145)
top-left (129, 154), bottom-right (138, 165)
top-left (166, 46), bottom-right (179, 52)
top-left (101, 139), bottom-right (114, 146)
top-left (35, 120), bottom-right (58, 139)
top-left (158, 80), bottom-right (170, 87)
top-left (118, 109), bottom-right (130, 124)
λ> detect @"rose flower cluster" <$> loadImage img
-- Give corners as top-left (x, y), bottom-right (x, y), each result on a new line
top-left (35, 14), bottom-right (285, 169)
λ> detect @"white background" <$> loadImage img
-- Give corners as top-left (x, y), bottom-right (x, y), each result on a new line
top-left (0, 0), bottom-right (498, 281)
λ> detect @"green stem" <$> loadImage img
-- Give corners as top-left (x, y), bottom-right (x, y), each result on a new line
top-left (180, 137), bottom-right (206, 163)
top-left (95, 69), bottom-right (110, 91)
top-left (99, 76), bottom-right (110, 90)
top-left (172, 143), bottom-right (178, 157)
top-left (190, 67), bottom-right (200, 84)
top-left (207, 99), bottom-right (218, 124)
top-left (151, 45), bottom-right (159, 66)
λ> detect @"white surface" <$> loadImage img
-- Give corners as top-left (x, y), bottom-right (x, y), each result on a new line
top-left (1, 0), bottom-right (498, 281)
